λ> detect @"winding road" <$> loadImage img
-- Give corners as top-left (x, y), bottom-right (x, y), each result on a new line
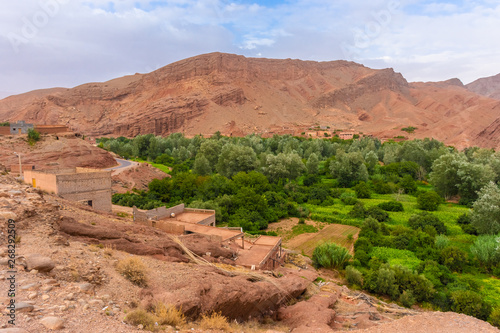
top-left (105, 158), bottom-right (139, 174)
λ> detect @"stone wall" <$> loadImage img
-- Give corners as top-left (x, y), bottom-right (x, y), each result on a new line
top-left (56, 170), bottom-right (112, 195)
top-left (63, 189), bottom-right (112, 212)
top-left (10, 121), bottom-right (34, 134)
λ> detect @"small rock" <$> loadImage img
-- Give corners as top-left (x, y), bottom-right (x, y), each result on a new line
top-left (63, 293), bottom-right (74, 300)
top-left (88, 299), bottom-right (104, 307)
top-left (59, 305), bottom-right (68, 311)
top-left (41, 286), bottom-right (53, 292)
top-left (42, 295), bottom-right (50, 301)
top-left (28, 293), bottom-right (37, 300)
top-left (137, 324), bottom-right (144, 329)
top-left (42, 279), bottom-right (58, 285)
top-left (78, 283), bottom-right (94, 294)
top-left (25, 254), bottom-right (55, 272)
top-left (20, 283), bottom-right (38, 291)
top-left (15, 302), bottom-right (34, 313)
top-left (30, 269), bottom-right (38, 274)
top-left (0, 328), bottom-right (30, 333)
top-left (40, 316), bottom-right (65, 330)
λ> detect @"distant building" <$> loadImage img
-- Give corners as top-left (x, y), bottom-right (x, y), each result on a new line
top-left (10, 121), bottom-right (34, 135)
top-left (23, 167), bottom-right (112, 212)
top-left (339, 131), bottom-right (356, 140)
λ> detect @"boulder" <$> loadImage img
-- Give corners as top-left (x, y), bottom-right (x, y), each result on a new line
top-left (25, 254), bottom-right (55, 272)
top-left (40, 317), bottom-right (65, 330)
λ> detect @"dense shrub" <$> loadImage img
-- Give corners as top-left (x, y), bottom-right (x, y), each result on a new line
top-left (440, 246), bottom-right (468, 272)
top-left (489, 308), bottom-right (500, 329)
top-left (312, 243), bottom-right (352, 269)
top-left (378, 201), bottom-right (404, 212)
top-left (345, 265), bottom-right (363, 287)
top-left (27, 128), bottom-right (41, 143)
top-left (340, 192), bottom-right (358, 205)
top-left (408, 212), bottom-right (447, 234)
top-left (450, 290), bottom-right (492, 320)
top-left (366, 206), bottom-right (389, 222)
top-left (416, 190), bottom-right (442, 211)
top-left (349, 202), bottom-right (367, 219)
top-left (399, 290), bottom-right (416, 308)
top-left (434, 234), bottom-right (450, 250)
top-left (354, 181), bottom-right (371, 199)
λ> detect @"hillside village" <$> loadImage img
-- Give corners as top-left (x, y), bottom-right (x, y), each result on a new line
top-left (1, 127), bottom-right (500, 332)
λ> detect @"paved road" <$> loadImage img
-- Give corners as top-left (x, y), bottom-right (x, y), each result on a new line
top-left (105, 158), bottom-right (139, 174)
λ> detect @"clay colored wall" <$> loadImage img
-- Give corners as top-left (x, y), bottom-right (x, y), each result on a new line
top-left (0, 127), bottom-right (10, 135)
top-left (23, 170), bottom-right (58, 193)
top-left (34, 125), bottom-right (69, 134)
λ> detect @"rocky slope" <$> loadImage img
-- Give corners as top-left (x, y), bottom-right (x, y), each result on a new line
top-left (0, 134), bottom-right (117, 171)
top-left (1, 53), bottom-right (500, 149)
top-left (466, 73), bottom-right (500, 100)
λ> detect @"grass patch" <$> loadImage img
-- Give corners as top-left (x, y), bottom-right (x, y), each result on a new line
top-left (199, 312), bottom-right (230, 331)
top-left (371, 247), bottom-right (421, 270)
top-left (290, 224), bottom-right (318, 237)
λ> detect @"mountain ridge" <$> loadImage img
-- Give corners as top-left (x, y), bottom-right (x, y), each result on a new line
top-left (1, 52), bottom-right (499, 150)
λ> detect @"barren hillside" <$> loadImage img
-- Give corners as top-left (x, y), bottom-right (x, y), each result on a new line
top-left (1, 53), bottom-right (500, 149)
top-left (0, 134), bottom-right (117, 171)
top-left (466, 73), bottom-right (500, 100)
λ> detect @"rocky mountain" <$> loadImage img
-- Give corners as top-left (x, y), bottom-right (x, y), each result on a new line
top-left (1, 53), bottom-right (500, 149)
top-left (466, 73), bottom-right (500, 100)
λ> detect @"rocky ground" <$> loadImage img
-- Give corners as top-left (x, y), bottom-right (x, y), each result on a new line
top-left (0, 170), bottom-right (499, 332)
top-left (112, 163), bottom-right (170, 194)
top-left (0, 135), bottom-right (116, 172)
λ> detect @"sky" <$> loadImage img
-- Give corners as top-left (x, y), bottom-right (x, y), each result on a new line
top-left (0, 0), bottom-right (499, 98)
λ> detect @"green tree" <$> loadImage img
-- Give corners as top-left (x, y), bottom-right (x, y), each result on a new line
top-left (27, 128), bottom-right (41, 143)
top-left (429, 153), bottom-right (463, 199)
top-left (306, 152), bottom-right (320, 175)
top-left (193, 154), bottom-right (212, 176)
top-left (198, 140), bottom-right (221, 167)
top-left (216, 144), bottom-right (257, 178)
top-left (471, 182), bottom-right (500, 235)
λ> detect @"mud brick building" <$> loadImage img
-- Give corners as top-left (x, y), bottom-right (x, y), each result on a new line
top-left (23, 167), bottom-right (112, 212)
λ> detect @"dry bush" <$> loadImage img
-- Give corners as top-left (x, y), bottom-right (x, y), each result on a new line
top-left (200, 312), bottom-right (230, 331)
top-left (153, 301), bottom-right (186, 327)
top-left (124, 308), bottom-right (156, 330)
top-left (116, 257), bottom-right (148, 287)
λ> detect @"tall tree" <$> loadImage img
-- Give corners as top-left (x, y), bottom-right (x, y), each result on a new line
top-left (471, 182), bottom-right (500, 235)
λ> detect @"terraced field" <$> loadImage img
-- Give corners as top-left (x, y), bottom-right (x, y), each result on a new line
top-left (285, 224), bottom-right (360, 257)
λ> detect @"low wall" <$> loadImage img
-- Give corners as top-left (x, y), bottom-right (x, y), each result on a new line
top-left (146, 204), bottom-right (185, 220)
top-left (34, 125), bottom-right (69, 134)
top-left (0, 127), bottom-right (10, 135)
top-left (10, 164), bottom-right (35, 173)
top-left (155, 221), bottom-right (185, 234)
top-left (133, 206), bottom-right (148, 223)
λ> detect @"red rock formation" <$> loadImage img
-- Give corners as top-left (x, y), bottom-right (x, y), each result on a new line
top-left (1, 53), bottom-right (500, 149)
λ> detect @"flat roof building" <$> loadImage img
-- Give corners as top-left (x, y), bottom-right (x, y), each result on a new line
top-left (24, 167), bottom-right (112, 212)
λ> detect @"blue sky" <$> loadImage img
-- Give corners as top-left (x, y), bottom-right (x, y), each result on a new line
top-left (0, 0), bottom-right (499, 97)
